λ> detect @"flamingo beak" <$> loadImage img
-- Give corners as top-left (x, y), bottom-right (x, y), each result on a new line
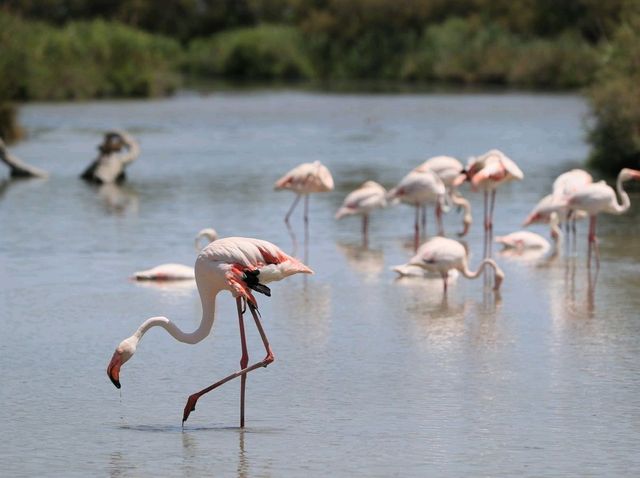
top-left (107, 351), bottom-right (122, 389)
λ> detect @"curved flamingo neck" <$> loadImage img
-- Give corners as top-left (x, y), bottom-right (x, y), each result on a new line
top-left (612, 173), bottom-right (631, 214)
top-left (460, 258), bottom-right (499, 279)
top-left (134, 289), bottom-right (219, 345)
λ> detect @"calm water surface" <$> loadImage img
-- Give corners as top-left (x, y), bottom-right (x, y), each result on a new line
top-left (2, 92), bottom-right (640, 477)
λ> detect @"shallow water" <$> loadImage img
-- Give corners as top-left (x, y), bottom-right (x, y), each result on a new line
top-left (2, 91), bottom-right (640, 477)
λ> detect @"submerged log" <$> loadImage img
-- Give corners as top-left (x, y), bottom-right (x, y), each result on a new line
top-left (0, 138), bottom-right (48, 179)
top-left (81, 131), bottom-right (140, 184)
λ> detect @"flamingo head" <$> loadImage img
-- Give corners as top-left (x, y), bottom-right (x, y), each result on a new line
top-left (620, 168), bottom-right (640, 182)
top-left (523, 212), bottom-right (542, 227)
top-left (107, 335), bottom-right (139, 389)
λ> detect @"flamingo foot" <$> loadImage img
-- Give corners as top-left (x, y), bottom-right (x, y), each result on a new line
top-left (183, 394), bottom-right (199, 424)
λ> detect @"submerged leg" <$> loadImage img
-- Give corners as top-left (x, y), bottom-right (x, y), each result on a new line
top-left (414, 205), bottom-right (420, 252)
top-left (362, 214), bottom-right (369, 247)
top-left (304, 195), bottom-right (310, 244)
top-left (284, 194), bottom-right (301, 225)
top-left (182, 301), bottom-right (275, 425)
top-left (237, 298), bottom-right (249, 428)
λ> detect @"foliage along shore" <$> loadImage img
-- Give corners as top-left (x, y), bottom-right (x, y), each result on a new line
top-left (1, 1), bottom-right (639, 172)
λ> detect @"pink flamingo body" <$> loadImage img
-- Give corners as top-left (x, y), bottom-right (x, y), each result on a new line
top-left (455, 149), bottom-right (523, 258)
top-left (388, 169), bottom-right (446, 251)
top-left (275, 161), bottom-right (334, 229)
top-left (408, 236), bottom-right (504, 293)
top-left (335, 180), bottom-right (387, 243)
top-left (414, 156), bottom-right (472, 236)
top-left (565, 168), bottom-right (640, 266)
top-left (108, 236), bottom-right (313, 427)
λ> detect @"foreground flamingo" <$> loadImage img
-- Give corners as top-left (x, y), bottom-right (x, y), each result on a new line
top-left (108, 237), bottom-right (313, 427)
top-left (388, 170), bottom-right (445, 251)
top-left (414, 155), bottom-right (472, 236)
top-left (565, 168), bottom-right (640, 267)
top-left (274, 161), bottom-right (334, 230)
top-left (455, 149), bottom-right (523, 258)
top-left (408, 236), bottom-right (504, 293)
top-left (133, 228), bottom-right (218, 281)
top-left (335, 180), bottom-right (387, 244)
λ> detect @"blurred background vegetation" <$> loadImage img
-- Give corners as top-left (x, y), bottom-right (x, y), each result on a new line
top-left (1, 0), bottom-right (639, 172)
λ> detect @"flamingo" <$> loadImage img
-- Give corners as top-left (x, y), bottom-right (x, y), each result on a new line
top-left (414, 155), bottom-right (472, 236)
top-left (564, 168), bottom-right (640, 267)
top-left (496, 212), bottom-right (561, 254)
top-left (0, 138), bottom-right (48, 178)
top-left (108, 237), bottom-right (313, 427)
top-left (274, 161), bottom-right (334, 233)
top-left (454, 149), bottom-right (523, 258)
top-left (387, 169), bottom-right (446, 251)
top-left (335, 180), bottom-right (387, 244)
top-left (81, 130), bottom-right (140, 184)
top-left (133, 228), bottom-right (218, 281)
top-left (407, 236), bottom-right (504, 293)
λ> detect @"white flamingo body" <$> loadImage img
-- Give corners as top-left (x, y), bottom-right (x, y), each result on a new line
top-left (275, 161), bottom-right (334, 194)
top-left (335, 181), bottom-right (387, 218)
top-left (564, 168), bottom-right (640, 266)
top-left (414, 156), bottom-right (464, 187)
top-left (552, 169), bottom-right (593, 202)
top-left (414, 155), bottom-right (472, 236)
top-left (108, 236), bottom-right (312, 427)
top-left (388, 170), bottom-right (446, 250)
top-left (275, 160), bottom-right (334, 230)
top-left (133, 228), bottom-right (218, 281)
top-left (408, 236), bottom-right (504, 292)
top-left (495, 231), bottom-right (550, 250)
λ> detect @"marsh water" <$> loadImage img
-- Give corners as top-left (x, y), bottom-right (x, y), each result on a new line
top-left (2, 91), bottom-right (640, 477)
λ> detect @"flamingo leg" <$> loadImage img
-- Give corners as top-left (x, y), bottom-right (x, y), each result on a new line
top-left (362, 213), bottom-right (369, 247)
top-left (237, 298), bottom-right (249, 428)
top-left (587, 215), bottom-right (596, 268)
top-left (284, 194), bottom-right (301, 225)
top-left (303, 194), bottom-right (310, 243)
top-left (421, 205), bottom-right (427, 237)
top-left (414, 205), bottom-right (420, 252)
top-left (488, 190), bottom-right (496, 259)
top-left (441, 271), bottom-right (448, 294)
top-left (483, 191), bottom-right (489, 259)
top-left (435, 202), bottom-right (444, 236)
top-left (182, 302), bottom-right (275, 425)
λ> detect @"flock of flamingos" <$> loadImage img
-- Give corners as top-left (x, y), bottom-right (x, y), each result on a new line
top-left (3, 130), bottom-right (639, 427)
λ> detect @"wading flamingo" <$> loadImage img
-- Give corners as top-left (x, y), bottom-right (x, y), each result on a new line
top-left (407, 236), bottom-right (504, 293)
top-left (335, 181), bottom-right (387, 245)
top-left (133, 229), bottom-right (219, 281)
top-left (274, 161), bottom-right (334, 233)
top-left (387, 170), bottom-right (446, 251)
top-left (414, 155), bottom-right (472, 236)
top-left (0, 138), bottom-right (48, 178)
top-left (81, 130), bottom-right (140, 184)
top-left (454, 149), bottom-right (523, 258)
top-left (564, 168), bottom-right (640, 267)
top-left (496, 212), bottom-right (561, 254)
top-left (108, 237), bottom-right (313, 427)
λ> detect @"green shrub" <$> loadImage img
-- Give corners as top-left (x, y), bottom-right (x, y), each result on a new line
top-left (587, 13), bottom-right (640, 173)
top-left (0, 12), bottom-right (181, 101)
top-left (186, 25), bottom-right (313, 80)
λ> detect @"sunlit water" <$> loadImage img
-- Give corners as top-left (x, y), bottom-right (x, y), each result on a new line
top-left (2, 91), bottom-right (640, 477)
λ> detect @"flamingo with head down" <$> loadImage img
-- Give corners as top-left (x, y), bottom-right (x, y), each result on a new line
top-left (414, 155), bottom-right (472, 236)
top-left (387, 169), bottom-right (446, 251)
top-left (563, 168), bottom-right (640, 267)
top-left (407, 236), bottom-right (504, 293)
top-left (454, 149), bottom-right (523, 258)
top-left (133, 228), bottom-right (218, 281)
top-left (335, 180), bottom-right (387, 244)
top-left (108, 237), bottom-right (313, 427)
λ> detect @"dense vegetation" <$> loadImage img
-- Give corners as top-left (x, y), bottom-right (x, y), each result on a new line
top-left (1, 0), bottom-right (639, 171)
